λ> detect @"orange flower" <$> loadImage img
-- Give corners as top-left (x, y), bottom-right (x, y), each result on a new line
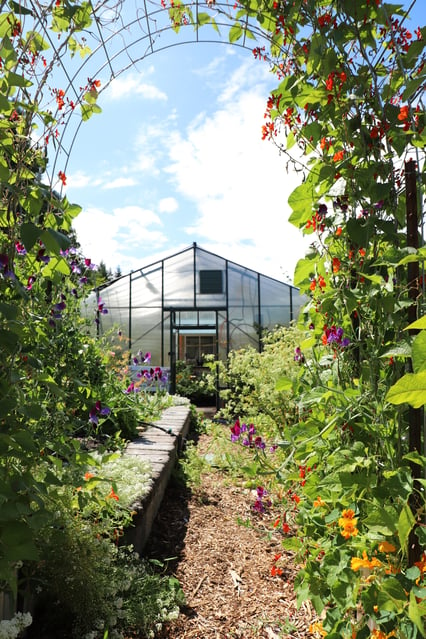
top-left (338, 509), bottom-right (359, 539)
top-left (335, 226), bottom-right (342, 236)
top-left (378, 541), bottom-right (396, 553)
top-left (397, 105), bottom-right (409, 121)
top-left (414, 552), bottom-right (426, 579)
top-left (107, 487), bottom-right (119, 501)
top-left (332, 257), bottom-right (341, 273)
top-left (309, 620), bottom-right (327, 637)
top-left (333, 150), bottom-right (345, 162)
top-left (310, 278), bottom-right (317, 291)
top-left (351, 550), bottom-right (382, 572)
top-left (313, 496), bottom-right (326, 507)
top-left (84, 472), bottom-right (94, 481)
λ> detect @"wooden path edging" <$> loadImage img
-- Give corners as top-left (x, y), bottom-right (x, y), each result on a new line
top-left (123, 404), bottom-right (192, 553)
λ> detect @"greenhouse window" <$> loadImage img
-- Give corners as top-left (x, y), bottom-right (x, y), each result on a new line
top-left (199, 270), bottom-right (223, 294)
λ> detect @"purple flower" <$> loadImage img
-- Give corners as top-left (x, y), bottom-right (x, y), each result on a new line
top-left (252, 499), bottom-right (265, 513)
top-left (89, 401), bottom-right (111, 423)
top-left (15, 242), bottom-right (26, 255)
top-left (294, 346), bottom-right (304, 362)
top-left (324, 325), bottom-right (350, 348)
top-left (97, 298), bottom-right (108, 314)
top-left (230, 420), bottom-right (241, 442)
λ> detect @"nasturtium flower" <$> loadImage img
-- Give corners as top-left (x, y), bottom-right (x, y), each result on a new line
top-left (313, 496), bottom-right (326, 507)
top-left (338, 508), bottom-right (359, 538)
top-left (309, 620), bottom-right (327, 637)
top-left (378, 541), bottom-right (396, 553)
top-left (351, 550), bottom-right (382, 572)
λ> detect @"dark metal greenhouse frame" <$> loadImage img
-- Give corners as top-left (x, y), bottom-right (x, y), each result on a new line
top-left (93, 243), bottom-right (303, 396)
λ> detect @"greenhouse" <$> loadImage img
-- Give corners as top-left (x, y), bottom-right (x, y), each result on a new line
top-left (86, 243), bottom-right (304, 390)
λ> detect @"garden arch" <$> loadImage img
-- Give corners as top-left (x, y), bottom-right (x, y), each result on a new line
top-left (15, 0), bottom-right (286, 182)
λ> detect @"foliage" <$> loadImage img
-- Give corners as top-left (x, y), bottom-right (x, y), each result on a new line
top-left (175, 359), bottom-right (216, 403)
top-left (0, 2), bottom-right (175, 629)
top-left (25, 471), bottom-right (183, 639)
top-left (216, 324), bottom-right (304, 427)
top-left (163, 0), bottom-right (426, 636)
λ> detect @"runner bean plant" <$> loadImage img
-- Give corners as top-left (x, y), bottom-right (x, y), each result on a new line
top-left (165, 0), bottom-right (426, 636)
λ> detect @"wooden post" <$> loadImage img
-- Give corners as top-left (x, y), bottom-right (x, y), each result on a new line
top-left (405, 158), bottom-right (423, 566)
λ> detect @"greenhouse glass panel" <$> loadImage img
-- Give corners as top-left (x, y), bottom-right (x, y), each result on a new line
top-left (131, 266), bottom-right (163, 308)
top-left (259, 275), bottom-right (292, 328)
top-left (227, 263), bottom-right (259, 307)
top-left (130, 308), bottom-right (163, 365)
top-left (195, 249), bottom-right (227, 307)
top-left (163, 249), bottom-right (195, 307)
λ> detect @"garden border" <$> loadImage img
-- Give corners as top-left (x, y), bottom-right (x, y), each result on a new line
top-left (124, 404), bottom-right (192, 553)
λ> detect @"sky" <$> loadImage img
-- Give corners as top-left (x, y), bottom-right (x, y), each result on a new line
top-left (58, 0), bottom-right (422, 284)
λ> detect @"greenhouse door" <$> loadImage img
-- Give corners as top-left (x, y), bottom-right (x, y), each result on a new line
top-left (168, 309), bottom-right (224, 397)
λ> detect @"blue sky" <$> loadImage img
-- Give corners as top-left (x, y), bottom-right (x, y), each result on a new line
top-left (60, 1), bottom-right (423, 283)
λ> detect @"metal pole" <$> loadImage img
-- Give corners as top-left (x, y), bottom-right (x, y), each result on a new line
top-left (405, 158), bottom-right (423, 566)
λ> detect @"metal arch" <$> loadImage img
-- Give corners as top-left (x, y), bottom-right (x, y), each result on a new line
top-left (10, 0), bottom-right (284, 184)
top-left (9, 0), bottom-right (422, 188)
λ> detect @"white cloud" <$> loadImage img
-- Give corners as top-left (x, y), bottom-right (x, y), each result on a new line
top-left (102, 177), bottom-right (138, 189)
top-left (165, 84), bottom-right (310, 280)
top-left (67, 170), bottom-right (94, 189)
top-left (72, 205), bottom-right (167, 272)
top-left (107, 73), bottom-right (167, 101)
top-left (158, 197), bottom-right (178, 213)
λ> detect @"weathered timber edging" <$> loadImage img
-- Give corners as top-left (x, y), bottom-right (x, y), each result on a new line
top-left (123, 404), bottom-right (192, 553)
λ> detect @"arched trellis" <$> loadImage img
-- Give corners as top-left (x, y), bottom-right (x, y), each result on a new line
top-left (8, 0), bottom-right (423, 201)
top-left (10, 0), bottom-right (285, 183)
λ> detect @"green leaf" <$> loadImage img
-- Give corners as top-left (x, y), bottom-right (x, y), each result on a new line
top-left (0, 302), bottom-right (17, 320)
top-left (20, 222), bottom-right (40, 251)
top-left (275, 376), bottom-right (293, 391)
top-left (364, 507), bottom-right (397, 535)
top-left (5, 71), bottom-right (33, 87)
top-left (293, 255), bottom-right (316, 286)
top-left (386, 371), bottom-right (426, 408)
top-left (1, 522), bottom-right (39, 561)
top-left (405, 316), bottom-right (426, 331)
top-left (229, 23), bottom-right (243, 43)
top-left (41, 228), bottom-right (71, 253)
top-left (412, 331), bottom-right (426, 372)
top-left (397, 501), bottom-right (415, 555)
top-left (377, 577), bottom-right (407, 613)
top-left (408, 590), bottom-right (426, 637)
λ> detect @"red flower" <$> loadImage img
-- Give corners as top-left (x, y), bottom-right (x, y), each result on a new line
top-left (333, 150), bottom-right (345, 162)
top-left (397, 105), bottom-right (409, 121)
top-left (332, 257), bottom-right (341, 273)
top-left (58, 171), bottom-right (67, 186)
top-left (108, 487), bottom-right (119, 501)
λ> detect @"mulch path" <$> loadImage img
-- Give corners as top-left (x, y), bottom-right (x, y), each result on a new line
top-left (144, 421), bottom-right (316, 639)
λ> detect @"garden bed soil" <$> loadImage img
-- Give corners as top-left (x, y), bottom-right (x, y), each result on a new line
top-left (143, 423), bottom-right (316, 639)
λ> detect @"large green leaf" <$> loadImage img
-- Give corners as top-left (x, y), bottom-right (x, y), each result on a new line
top-left (386, 371), bottom-right (426, 408)
top-left (397, 501), bottom-right (415, 556)
top-left (412, 331), bottom-right (426, 373)
top-left (20, 221), bottom-right (40, 251)
top-left (377, 577), bottom-right (407, 613)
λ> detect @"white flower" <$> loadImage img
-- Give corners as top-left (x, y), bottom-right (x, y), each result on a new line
top-left (0, 612), bottom-right (32, 639)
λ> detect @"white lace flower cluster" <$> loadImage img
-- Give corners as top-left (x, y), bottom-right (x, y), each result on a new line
top-left (0, 612), bottom-right (32, 639)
